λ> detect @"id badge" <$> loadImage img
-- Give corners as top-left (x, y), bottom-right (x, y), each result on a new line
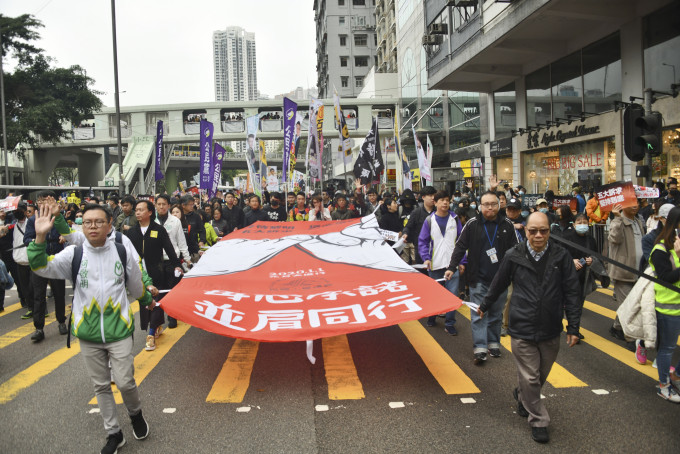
top-left (487, 248), bottom-right (498, 264)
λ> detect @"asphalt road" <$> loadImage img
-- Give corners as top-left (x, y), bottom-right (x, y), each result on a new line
top-left (1, 285), bottom-right (679, 453)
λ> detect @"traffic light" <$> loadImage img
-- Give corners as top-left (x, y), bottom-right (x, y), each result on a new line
top-left (623, 104), bottom-right (645, 161)
top-left (635, 112), bottom-right (663, 157)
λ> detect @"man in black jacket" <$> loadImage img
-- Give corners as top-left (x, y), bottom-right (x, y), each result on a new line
top-left (478, 212), bottom-right (581, 444)
top-left (402, 186), bottom-right (436, 265)
top-left (445, 191), bottom-right (519, 364)
top-left (244, 195), bottom-right (269, 227)
top-left (127, 200), bottom-right (182, 351)
top-left (221, 191), bottom-right (244, 234)
top-left (179, 194), bottom-right (206, 263)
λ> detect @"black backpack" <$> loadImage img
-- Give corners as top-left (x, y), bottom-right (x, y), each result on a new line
top-left (67, 232), bottom-right (128, 347)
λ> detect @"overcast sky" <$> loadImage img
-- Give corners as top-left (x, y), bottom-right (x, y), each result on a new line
top-left (3, 0), bottom-right (318, 107)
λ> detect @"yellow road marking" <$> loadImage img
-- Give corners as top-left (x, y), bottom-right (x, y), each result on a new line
top-left (206, 339), bottom-right (259, 403)
top-left (322, 335), bottom-right (365, 400)
top-left (597, 288), bottom-right (614, 296)
top-left (0, 317), bottom-right (58, 349)
top-left (0, 341), bottom-right (81, 404)
top-left (569, 322), bottom-right (658, 380)
top-left (459, 305), bottom-right (587, 388)
top-left (90, 320), bottom-right (190, 404)
top-left (400, 320), bottom-right (480, 394)
top-left (583, 300), bottom-right (616, 319)
top-left (0, 302), bottom-right (22, 318)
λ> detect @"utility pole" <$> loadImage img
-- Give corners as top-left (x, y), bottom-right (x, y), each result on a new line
top-left (643, 88), bottom-right (653, 187)
top-left (0, 23), bottom-right (10, 187)
top-left (111, 0), bottom-right (125, 196)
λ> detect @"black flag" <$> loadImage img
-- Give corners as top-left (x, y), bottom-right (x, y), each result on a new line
top-left (353, 117), bottom-right (383, 185)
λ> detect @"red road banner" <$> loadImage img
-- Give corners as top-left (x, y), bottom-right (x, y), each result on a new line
top-left (161, 216), bottom-right (461, 342)
top-left (596, 181), bottom-right (637, 212)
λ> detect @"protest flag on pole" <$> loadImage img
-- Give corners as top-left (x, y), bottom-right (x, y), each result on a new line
top-left (199, 119), bottom-right (214, 193)
top-left (155, 120), bottom-right (164, 181)
top-left (283, 97), bottom-right (298, 184)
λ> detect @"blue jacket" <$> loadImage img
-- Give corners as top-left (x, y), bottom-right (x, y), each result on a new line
top-left (23, 216), bottom-right (65, 256)
top-left (0, 260), bottom-right (14, 290)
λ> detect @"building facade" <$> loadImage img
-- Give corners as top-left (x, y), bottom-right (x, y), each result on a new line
top-left (425, 0), bottom-right (680, 194)
top-left (313, 0), bottom-right (379, 98)
top-left (213, 26), bottom-right (258, 102)
top-left (375, 0), bottom-right (397, 73)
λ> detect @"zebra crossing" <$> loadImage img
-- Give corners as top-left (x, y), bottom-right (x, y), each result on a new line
top-left (0, 286), bottom-right (670, 406)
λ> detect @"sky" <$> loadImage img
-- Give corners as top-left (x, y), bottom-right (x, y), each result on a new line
top-left (2, 0), bottom-right (318, 107)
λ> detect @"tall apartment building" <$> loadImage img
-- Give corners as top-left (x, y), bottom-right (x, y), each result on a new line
top-left (313, 0), bottom-right (379, 98)
top-left (375, 0), bottom-right (397, 73)
top-left (213, 26), bottom-right (258, 102)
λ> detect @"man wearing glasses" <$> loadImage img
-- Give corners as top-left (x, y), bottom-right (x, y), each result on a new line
top-left (476, 212), bottom-right (581, 444)
top-left (444, 191), bottom-right (520, 364)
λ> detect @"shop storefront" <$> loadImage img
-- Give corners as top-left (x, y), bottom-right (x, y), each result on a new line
top-left (650, 128), bottom-right (680, 182)
top-left (490, 137), bottom-right (513, 187)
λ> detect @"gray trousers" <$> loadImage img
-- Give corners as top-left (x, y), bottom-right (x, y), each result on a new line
top-left (80, 336), bottom-right (142, 434)
top-left (612, 279), bottom-right (634, 330)
top-left (511, 336), bottom-right (560, 427)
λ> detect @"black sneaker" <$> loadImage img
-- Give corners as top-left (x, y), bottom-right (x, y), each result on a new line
top-left (168, 317), bottom-right (177, 329)
top-left (30, 329), bottom-right (45, 343)
top-left (426, 320), bottom-right (436, 327)
top-left (58, 323), bottom-right (68, 335)
top-left (489, 348), bottom-right (501, 358)
top-left (444, 326), bottom-right (458, 336)
top-left (513, 387), bottom-right (529, 417)
top-left (130, 410), bottom-right (149, 440)
top-left (473, 352), bottom-right (487, 365)
top-left (101, 430), bottom-right (125, 454)
top-left (531, 426), bottom-right (549, 443)
top-left (609, 326), bottom-right (625, 341)
top-left (20, 310), bottom-right (33, 319)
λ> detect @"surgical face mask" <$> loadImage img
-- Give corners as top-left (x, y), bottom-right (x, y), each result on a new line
top-left (470, 203), bottom-right (477, 209)
top-left (539, 208), bottom-right (549, 214)
top-left (574, 224), bottom-right (589, 235)
top-left (521, 210), bottom-right (529, 218)
top-left (454, 197), bottom-right (461, 202)
top-left (75, 217), bottom-right (83, 225)
top-left (519, 190), bottom-right (525, 195)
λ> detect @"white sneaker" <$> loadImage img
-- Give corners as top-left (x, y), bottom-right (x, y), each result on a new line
top-left (657, 384), bottom-right (680, 403)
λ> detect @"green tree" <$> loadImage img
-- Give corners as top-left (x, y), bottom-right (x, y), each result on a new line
top-left (1, 14), bottom-right (103, 156)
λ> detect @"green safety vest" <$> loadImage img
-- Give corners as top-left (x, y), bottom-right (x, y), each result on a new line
top-left (649, 242), bottom-right (680, 316)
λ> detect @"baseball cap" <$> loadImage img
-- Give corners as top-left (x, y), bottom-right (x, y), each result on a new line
top-left (506, 198), bottom-right (522, 209)
top-left (536, 198), bottom-right (548, 206)
top-left (659, 203), bottom-right (675, 219)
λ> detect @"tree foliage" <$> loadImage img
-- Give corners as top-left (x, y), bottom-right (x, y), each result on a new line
top-left (1, 14), bottom-right (103, 154)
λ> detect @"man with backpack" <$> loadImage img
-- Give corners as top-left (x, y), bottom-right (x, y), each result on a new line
top-left (27, 203), bottom-right (156, 454)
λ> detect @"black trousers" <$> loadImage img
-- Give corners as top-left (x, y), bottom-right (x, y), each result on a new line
top-left (16, 264), bottom-right (34, 309)
top-left (32, 273), bottom-right (66, 328)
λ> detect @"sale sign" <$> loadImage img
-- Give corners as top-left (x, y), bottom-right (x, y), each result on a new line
top-left (595, 181), bottom-right (637, 212)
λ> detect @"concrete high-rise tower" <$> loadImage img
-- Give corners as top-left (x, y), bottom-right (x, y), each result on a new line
top-left (213, 26), bottom-right (258, 101)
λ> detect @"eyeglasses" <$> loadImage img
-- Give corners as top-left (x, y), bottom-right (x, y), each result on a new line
top-left (480, 203), bottom-right (499, 208)
top-left (527, 228), bottom-right (550, 235)
top-left (82, 219), bottom-right (107, 228)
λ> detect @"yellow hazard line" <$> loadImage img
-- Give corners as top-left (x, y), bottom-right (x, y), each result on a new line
top-left (322, 335), bottom-right (365, 400)
top-left (206, 339), bottom-right (260, 403)
top-left (90, 320), bottom-right (191, 405)
top-left (597, 288), bottom-right (614, 296)
top-left (459, 305), bottom-right (587, 388)
top-left (400, 320), bottom-right (480, 394)
top-left (0, 317), bottom-right (58, 349)
top-left (0, 341), bottom-right (81, 404)
top-left (0, 302), bottom-right (22, 318)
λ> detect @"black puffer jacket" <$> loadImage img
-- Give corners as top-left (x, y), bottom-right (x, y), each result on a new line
top-left (480, 240), bottom-right (581, 342)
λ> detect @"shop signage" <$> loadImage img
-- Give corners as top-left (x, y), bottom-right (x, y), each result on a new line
top-left (490, 137), bottom-right (512, 157)
top-left (527, 125), bottom-right (600, 149)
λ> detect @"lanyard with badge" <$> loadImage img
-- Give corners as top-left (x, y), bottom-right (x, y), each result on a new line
top-left (484, 222), bottom-right (499, 263)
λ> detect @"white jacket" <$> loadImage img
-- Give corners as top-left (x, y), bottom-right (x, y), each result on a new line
top-left (617, 267), bottom-right (657, 347)
top-left (156, 214), bottom-right (189, 261)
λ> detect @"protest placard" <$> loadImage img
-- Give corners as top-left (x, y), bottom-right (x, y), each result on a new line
top-left (595, 181), bottom-right (637, 212)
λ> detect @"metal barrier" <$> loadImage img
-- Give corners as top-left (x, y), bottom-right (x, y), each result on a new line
top-left (590, 223), bottom-right (608, 256)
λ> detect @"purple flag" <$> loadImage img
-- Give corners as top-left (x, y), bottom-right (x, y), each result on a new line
top-left (199, 119), bottom-right (214, 192)
top-left (154, 120), bottom-right (164, 181)
top-left (209, 142), bottom-right (226, 199)
top-left (282, 97), bottom-right (297, 184)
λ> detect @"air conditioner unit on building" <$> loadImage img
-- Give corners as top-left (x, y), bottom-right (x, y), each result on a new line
top-left (428, 23), bottom-right (448, 35)
top-left (422, 35), bottom-right (443, 46)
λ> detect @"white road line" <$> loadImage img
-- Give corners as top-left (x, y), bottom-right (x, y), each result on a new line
top-left (88, 408), bottom-right (100, 414)
top-left (162, 408), bottom-right (176, 413)
top-left (236, 407), bottom-right (251, 413)
top-left (592, 389), bottom-right (610, 395)
top-left (460, 397), bottom-right (476, 404)
top-left (315, 405), bottom-right (329, 412)
top-left (388, 402), bottom-right (405, 409)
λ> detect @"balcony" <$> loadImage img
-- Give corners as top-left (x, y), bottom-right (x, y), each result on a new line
top-left (184, 122), bottom-right (201, 135)
top-left (221, 120), bottom-right (245, 133)
top-left (260, 119), bottom-right (283, 132)
top-left (73, 127), bottom-right (95, 140)
top-left (146, 123), bottom-right (169, 135)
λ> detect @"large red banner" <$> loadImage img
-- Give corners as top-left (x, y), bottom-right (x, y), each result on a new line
top-left (160, 216), bottom-right (461, 342)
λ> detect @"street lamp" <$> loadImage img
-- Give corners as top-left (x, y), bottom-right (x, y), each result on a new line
top-left (111, 0), bottom-right (125, 196)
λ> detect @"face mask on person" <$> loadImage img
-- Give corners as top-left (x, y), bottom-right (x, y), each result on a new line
top-left (470, 203), bottom-right (477, 209)
top-left (539, 208), bottom-right (549, 214)
top-left (574, 224), bottom-right (589, 235)
top-left (75, 217), bottom-right (83, 225)
top-left (271, 200), bottom-right (279, 207)
top-left (454, 197), bottom-right (460, 202)
top-left (519, 190), bottom-right (525, 195)
top-left (521, 210), bottom-right (529, 218)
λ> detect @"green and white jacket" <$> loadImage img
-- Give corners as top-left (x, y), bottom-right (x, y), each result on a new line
top-left (28, 218), bottom-right (150, 344)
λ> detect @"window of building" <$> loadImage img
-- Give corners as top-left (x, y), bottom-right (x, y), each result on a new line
top-left (353, 0), bottom-right (365, 5)
top-left (355, 76), bottom-right (364, 88)
top-left (551, 51), bottom-right (582, 119)
top-left (340, 56), bottom-right (348, 67)
top-left (374, 55), bottom-right (378, 67)
top-left (341, 76), bottom-right (349, 88)
top-left (374, 33), bottom-right (377, 45)
top-left (338, 0), bottom-right (345, 5)
top-left (354, 34), bottom-right (367, 46)
top-left (339, 35), bottom-right (347, 46)
top-left (583, 32), bottom-right (621, 114)
top-left (526, 66), bottom-right (551, 126)
top-left (493, 82), bottom-right (516, 139)
top-left (643, 2), bottom-right (680, 92)
top-left (339, 16), bottom-right (345, 25)
top-left (355, 56), bottom-right (369, 67)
